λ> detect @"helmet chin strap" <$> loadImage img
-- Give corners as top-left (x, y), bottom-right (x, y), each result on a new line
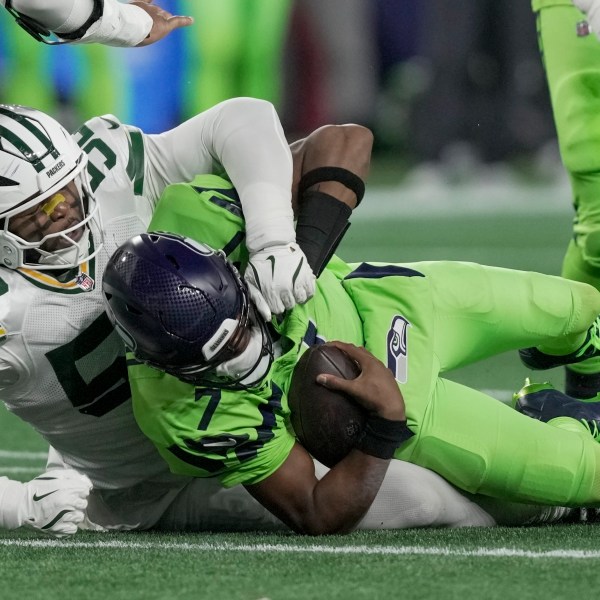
top-left (239, 353), bottom-right (272, 387)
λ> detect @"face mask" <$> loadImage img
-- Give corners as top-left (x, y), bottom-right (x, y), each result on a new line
top-left (36, 227), bottom-right (89, 267)
top-left (1, 172), bottom-right (103, 270)
top-left (215, 325), bottom-right (271, 386)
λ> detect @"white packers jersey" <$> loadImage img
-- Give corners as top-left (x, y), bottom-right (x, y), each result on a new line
top-left (0, 114), bottom-right (213, 489)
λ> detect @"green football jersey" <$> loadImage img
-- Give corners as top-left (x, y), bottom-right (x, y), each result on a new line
top-left (131, 177), bottom-right (600, 507)
top-left (130, 175), bottom-right (364, 487)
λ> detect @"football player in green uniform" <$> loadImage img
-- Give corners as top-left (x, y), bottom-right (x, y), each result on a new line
top-left (181, 0), bottom-right (292, 113)
top-left (533, 0), bottom-right (600, 396)
top-left (102, 175), bottom-right (600, 535)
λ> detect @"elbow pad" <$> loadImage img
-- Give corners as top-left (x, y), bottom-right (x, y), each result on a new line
top-left (295, 166), bottom-right (365, 276)
top-left (295, 190), bottom-right (352, 277)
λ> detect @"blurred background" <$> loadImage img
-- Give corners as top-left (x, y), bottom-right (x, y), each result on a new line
top-left (0, 0), bottom-right (561, 184)
top-left (0, 0), bottom-right (576, 410)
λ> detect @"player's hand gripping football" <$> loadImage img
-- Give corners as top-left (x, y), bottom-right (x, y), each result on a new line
top-left (315, 341), bottom-right (406, 422)
top-left (19, 469), bottom-right (92, 537)
top-left (245, 242), bottom-right (316, 317)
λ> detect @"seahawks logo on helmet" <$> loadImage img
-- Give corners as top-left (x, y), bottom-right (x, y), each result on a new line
top-left (386, 315), bottom-right (410, 383)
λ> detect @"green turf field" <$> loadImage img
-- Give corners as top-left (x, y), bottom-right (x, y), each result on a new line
top-left (2, 171), bottom-right (598, 600)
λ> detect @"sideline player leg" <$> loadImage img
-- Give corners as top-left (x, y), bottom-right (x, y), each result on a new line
top-left (535, 0), bottom-right (600, 396)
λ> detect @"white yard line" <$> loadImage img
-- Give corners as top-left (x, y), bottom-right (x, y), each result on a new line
top-left (0, 466), bottom-right (45, 473)
top-left (0, 450), bottom-right (47, 460)
top-left (360, 176), bottom-right (572, 220)
top-left (0, 537), bottom-right (597, 559)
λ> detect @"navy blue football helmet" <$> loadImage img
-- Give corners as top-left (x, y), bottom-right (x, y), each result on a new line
top-left (102, 232), bottom-right (273, 388)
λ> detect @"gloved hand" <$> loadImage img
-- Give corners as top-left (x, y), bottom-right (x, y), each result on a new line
top-left (0, 469), bottom-right (92, 537)
top-left (246, 281), bottom-right (272, 323)
top-left (245, 242), bottom-right (316, 317)
top-left (573, 0), bottom-right (600, 38)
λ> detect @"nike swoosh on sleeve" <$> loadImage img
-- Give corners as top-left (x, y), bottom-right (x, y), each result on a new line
top-left (100, 116), bottom-right (120, 130)
top-left (201, 438), bottom-right (238, 448)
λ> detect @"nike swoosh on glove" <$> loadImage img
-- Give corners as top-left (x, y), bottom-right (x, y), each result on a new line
top-left (22, 469), bottom-right (93, 537)
top-left (245, 242), bottom-right (316, 316)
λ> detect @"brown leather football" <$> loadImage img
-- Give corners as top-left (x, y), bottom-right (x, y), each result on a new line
top-left (288, 343), bottom-right (365, 467)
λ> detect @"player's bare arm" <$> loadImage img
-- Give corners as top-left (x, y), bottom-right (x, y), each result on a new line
top-left (287, 125), bottom-right (373, 278)
top-left (289, 124), bottom-right (373, 213)
top-left (246, 343), bottom-right (406, 535)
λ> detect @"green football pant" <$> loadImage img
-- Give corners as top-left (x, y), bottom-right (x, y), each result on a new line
top-left (352, 261), bottom-right (600, 505)
top-left (535, 1), bottom-right (600, 288)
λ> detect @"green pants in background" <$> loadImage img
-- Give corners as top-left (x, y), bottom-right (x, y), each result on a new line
top-left (534, 0), bottom-right (600, 379)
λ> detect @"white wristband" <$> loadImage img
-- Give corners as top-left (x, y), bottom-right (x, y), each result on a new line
top-left (74, 0), bottom-right (152, 46)
top-left (242, 182), bottom-right (296, 253)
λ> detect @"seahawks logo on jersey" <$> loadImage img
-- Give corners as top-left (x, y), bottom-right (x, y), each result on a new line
top-left (386, 315), bottom-right (410, 383)
top-left (0, 323), bottom-right (7, 347)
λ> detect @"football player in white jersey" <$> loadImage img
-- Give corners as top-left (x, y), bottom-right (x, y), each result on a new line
top-left (0, 98), bottom-right (324, 535)
top-left (1, 0), bottom-right (192, 47)
top-left (0, 100), bottom-right (579, 537)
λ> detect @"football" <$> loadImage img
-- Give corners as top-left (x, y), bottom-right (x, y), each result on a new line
top-left (288, 343), bottom-right (365, 467)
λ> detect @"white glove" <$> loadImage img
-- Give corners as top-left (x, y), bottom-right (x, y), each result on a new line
top-left (573, 0), bottom-right (600, 38)
top-left (0, 470), bottom-right (92, 537)
top-left (246, 281), bottom-right (272, 323)
top-left (245, 242), bottom-right (316, 316)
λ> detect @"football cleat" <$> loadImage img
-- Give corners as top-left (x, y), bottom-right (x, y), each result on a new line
top-left (547, 417), bottom-right (600, 442)
top-left (519, 315), bottom-right (600, 370)
top-left (522, 505), bottom-right (576, 525)
top-left (513, 380), bottom-right (600, 442)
